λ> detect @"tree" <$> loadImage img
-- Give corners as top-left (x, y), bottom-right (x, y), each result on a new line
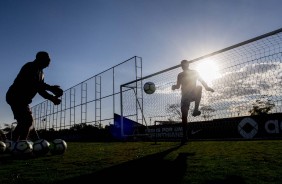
top-left (249, 96), bottom-right (275, 116)
top-left (166, 103), bottom-right (216, 122)
top-left (166, 103), bottom-right (181, 122)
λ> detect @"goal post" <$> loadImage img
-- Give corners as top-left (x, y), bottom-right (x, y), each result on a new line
top-left (120, 28), bottom-right (282, 140)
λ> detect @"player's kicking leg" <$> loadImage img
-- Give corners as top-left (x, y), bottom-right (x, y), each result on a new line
top-left (192, 86), bottom-right (202, 116)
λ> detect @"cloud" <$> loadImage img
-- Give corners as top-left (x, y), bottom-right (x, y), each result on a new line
top-left (199, 61), bottom-right (282, 118)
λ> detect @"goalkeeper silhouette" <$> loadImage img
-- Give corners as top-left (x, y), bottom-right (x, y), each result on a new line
top-left (6, 51), bottom-right (63, 141)
top-left (172, 60), bottom-right (214, 144)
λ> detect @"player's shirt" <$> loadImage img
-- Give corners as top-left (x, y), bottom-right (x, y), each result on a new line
top-left (6, 61), bottom-right (52, 105)
top-left (177, 69), bottom-right (201, 96)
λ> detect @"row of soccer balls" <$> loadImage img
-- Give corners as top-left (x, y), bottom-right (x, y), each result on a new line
top-left (0, 138), bottom-right (67, 156)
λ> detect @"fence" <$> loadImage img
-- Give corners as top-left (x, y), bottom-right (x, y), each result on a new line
top-left (31, 56), bottom-right (142, 131)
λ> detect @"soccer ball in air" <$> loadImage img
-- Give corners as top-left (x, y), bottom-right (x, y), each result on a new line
top-left (0, 141), bottom-right (6, 153)
top-left (33, 139), bottom-right (50, 156)
top-left (143, 82), bottom-right (156, 94)
top-left (50, 139), bottom-right (67, 155)
top-left (11, 140), bottom-right (33, 157)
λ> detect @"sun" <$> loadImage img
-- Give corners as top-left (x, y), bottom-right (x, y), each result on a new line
top-left (195, 59), bottom-right (220, 86)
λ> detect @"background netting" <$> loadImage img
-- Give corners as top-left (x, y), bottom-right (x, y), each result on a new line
top-left (121, 29), bottom-right (282, 128)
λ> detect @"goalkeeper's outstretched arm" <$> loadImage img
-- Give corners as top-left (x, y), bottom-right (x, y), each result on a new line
top-left (198, 77), bottom-right (215, 92)
top-left (38, 83), bottom-right (63, 105)
top-left (172, 74), bottom-right (181, 90)
top-left (47, 85), bottom-right (64, 97)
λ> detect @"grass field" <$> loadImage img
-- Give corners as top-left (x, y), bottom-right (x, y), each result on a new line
top-left (1, 140), bottom-right (282, 184)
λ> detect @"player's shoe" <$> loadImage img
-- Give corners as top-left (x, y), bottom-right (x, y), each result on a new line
top-left (180, 136), bottom-right (188, 145)
top-left (192, 110), bottom-right (201, 116)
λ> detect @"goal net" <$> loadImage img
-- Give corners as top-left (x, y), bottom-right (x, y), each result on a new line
top-left (120, 28), bottom-right (282, 139)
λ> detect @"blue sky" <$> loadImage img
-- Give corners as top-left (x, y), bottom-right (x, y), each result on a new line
top-left (0, 0), bottom-right (282, 127)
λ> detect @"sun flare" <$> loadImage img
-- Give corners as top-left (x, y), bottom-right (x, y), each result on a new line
top-left (195, 59), bottom-right (220, 86)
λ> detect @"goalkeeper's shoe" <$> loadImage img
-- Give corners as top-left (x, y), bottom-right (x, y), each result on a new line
top-left (192, 110), bottom-right (201, 117)
top-left (180, 138), bottom-right (188, 145)
top-left (180, 133), bottom-right (188, 145)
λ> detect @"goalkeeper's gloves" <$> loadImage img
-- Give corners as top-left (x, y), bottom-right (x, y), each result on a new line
top-left (49, 85), bottom-right (64, 97)
top-left (50, 96), bottom-right (61, 105)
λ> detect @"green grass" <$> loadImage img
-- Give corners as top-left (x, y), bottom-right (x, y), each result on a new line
top-left (1, 140), bottom-right (282, 184)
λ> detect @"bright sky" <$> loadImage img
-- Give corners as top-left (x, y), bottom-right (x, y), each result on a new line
top-left (1, 0), bottom-right (282, 127)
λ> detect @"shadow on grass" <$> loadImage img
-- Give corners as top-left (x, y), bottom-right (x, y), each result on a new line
top-left (202, 175), bottom-right (246, 184)
top-left (56, 144), bottom-right (194, 184)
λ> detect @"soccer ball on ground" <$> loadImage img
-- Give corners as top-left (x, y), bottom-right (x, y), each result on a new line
top-left (33, 139), bottom-right (50, 156)
top-left (4, 139), bottom-right (14, 153)
top-left (11, 140), bottom-right (33, 157)
top-left (0, 141), bottom-right (6, 153)
top-left (49, 139), bottom-right (67, 155)
top-left (143, 82), bottom-right (156, 94)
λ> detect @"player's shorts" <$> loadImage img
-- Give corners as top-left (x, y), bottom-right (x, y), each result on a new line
top-left (181, 89), bottom-right (197, 108)
top-left (9, 103), bottom-right (32, 123)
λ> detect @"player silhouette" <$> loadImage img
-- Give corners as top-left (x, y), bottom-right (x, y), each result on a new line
top-left (172, 60), bottom-right (214, 144)
top-left (6, 51), bottom-right (63, 141)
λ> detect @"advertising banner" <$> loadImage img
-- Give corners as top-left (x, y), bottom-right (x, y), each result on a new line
top-left (145, 113), bottom-right (282, 140)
